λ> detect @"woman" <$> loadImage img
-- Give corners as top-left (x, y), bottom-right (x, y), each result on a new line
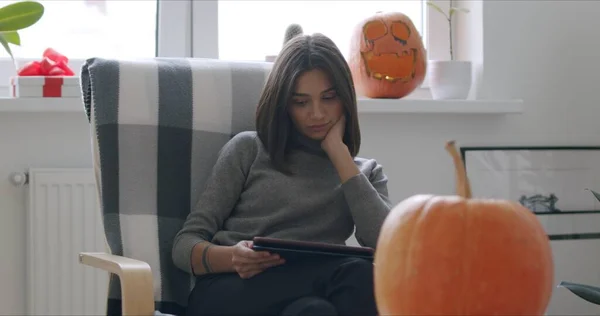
top-left (172, 33), bottom-right (392, 316)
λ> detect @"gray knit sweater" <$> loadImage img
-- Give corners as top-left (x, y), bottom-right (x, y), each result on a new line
top-left (172, 131), bottom-right (392, 274)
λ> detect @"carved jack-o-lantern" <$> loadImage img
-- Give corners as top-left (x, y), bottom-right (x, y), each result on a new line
top-left (349, 12), bottom-right (427, 99)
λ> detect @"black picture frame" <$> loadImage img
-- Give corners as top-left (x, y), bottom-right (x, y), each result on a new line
top-left (460, 146), bottom-right (600, 241)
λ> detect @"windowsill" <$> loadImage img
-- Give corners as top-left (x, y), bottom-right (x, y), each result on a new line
top-left (357, 97), bottom-right (523, 114)
top-left (0, 96), bottom-right (523, 115)
top-left (0, 97), bottom-right (84, 113)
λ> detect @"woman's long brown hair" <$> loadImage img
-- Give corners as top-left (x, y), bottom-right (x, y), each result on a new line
top-left (255, 33), bottom-right (361, 173)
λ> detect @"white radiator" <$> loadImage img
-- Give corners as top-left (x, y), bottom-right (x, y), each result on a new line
top-left (26, 168), bottom-right (108, 316)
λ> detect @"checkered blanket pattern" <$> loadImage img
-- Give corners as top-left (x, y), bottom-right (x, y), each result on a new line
top-left (80, 57), bottom-right (271, 315)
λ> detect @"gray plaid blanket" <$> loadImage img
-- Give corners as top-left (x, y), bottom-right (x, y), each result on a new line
top-left (80, 57), bottom-right (271, 315)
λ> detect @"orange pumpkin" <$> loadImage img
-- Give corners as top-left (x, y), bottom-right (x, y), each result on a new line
top-left (348, 12), bottom-right (427, 99)
top-left (373, 141), bottom-right (554, 315)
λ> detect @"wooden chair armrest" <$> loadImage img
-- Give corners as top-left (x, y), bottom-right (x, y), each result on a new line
top-left (79, 252), bottom-right (154, 316)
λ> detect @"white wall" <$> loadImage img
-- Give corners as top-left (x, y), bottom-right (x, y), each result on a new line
top-left (1, 0), bottom-right (600, 314)
top-left (0, 112), bottom-right (93, 315)
top-left (359, 1), bottom-right (600, 315)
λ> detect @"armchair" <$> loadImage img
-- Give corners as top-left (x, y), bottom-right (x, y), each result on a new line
top-left (79, 57), bottom-right (272, 315)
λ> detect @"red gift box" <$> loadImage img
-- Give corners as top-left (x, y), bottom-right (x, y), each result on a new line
top-left (9, 48), bottom-right (79, 98)
top-left (10, 76), bottom-right (80, 98)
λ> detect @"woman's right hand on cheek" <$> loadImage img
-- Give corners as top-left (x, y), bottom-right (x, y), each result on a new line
top-left (232, 240), bottom-right (285, 279)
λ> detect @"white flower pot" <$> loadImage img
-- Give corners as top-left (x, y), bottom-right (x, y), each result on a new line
top-left (428, 60), bottom-right (472, 100)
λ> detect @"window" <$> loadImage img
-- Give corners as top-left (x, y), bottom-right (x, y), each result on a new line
top-left (0, 0), bottom-right (157, 59)
top-left (216, 1), bottom-right (424, 62)
top-left (0, 0), bottom-right (157, 92)
top-left (188, 0), bottom-right (442, 89)
top-left (0, 0), bottom-right (443, 92)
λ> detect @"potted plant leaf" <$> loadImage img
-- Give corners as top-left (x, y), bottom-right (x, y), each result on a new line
top-left (265, 23), bottom-right (303, 62)
top-left (426, 0), bottom-right (471, 100)
top-left (0, 1), bottom-right (45, 71)
top-left (557, 189), bottom-right (600, 306)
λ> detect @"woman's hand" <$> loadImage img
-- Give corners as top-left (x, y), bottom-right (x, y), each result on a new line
top-left (321, 115), bottom-right (361, 183)
top-left (321, 115), bottom-right (346, 154)
top-left (231, 240), bottom-right (285, 279)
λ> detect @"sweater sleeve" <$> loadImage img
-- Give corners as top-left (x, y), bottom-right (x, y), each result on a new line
top-left (172, 131), bottom-right (258, 274)
top-left (341, 160), bottom-right (392, 249)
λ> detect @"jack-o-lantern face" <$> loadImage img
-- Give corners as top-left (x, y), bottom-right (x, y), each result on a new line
top-left (362, 19), bottom-right (416, 82)
top-left (348, 12), bottom-right (427, 99)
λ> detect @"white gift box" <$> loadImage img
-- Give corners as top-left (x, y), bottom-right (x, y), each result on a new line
top-left (9, 76), bottom-right (80, 98)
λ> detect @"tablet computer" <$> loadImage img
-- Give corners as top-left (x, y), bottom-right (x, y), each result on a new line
top-left (252, 237), bottom-right (375, 262)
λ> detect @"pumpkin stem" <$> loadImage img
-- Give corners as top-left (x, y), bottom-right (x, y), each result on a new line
top-left (445, 140), bottom-right (472, 199)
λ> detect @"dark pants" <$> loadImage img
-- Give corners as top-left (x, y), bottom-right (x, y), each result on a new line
top-left (185, 257), bottom-right (377, 316)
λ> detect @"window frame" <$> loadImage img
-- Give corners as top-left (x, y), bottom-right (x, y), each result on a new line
top-left (0, 0), bottom-right (181, 89)
top-left (0, 0), bottom-right (445, 92)
top-left (188, 0), bottom-right (445, 89)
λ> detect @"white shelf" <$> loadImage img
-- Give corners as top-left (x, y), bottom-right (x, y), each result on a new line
top-left (357, 97), bottom-right (523, 114)
top-left (0, 97), bottom-right (83, 112)
top-left (0, 96), bottom-right (523, 115)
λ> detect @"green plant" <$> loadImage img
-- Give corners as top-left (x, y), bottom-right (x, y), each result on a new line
top-left (557, 188), bottom-right (600, 306)
top-left (426, 0), bottom-right (469, 61)
top-left (283, 23), bottom-right (303, 46)
top-left (0, 1), bottom-right (44, 69)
